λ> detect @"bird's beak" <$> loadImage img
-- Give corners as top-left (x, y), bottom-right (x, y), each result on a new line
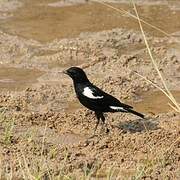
top-left (62, 70), bottom-right (68, 74)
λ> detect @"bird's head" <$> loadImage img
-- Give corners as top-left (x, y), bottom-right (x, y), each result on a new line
top-left (63, 67), bottom-right (89, 83)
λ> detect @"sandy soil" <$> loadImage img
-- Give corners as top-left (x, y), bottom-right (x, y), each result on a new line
top-left (0, 0), bottom-right (180, 179)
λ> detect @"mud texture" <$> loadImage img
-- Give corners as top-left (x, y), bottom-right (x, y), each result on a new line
top-left (0, 0), bottom-right (180, 179)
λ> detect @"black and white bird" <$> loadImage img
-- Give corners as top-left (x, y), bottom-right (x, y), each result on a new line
top-left (63, 67), bottom-right (144, 133)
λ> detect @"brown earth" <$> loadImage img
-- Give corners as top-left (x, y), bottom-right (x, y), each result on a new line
top-left (0, 0), bottom-right (180, 179)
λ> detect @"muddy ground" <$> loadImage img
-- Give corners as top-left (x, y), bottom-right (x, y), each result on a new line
top-left (0, 0), bottom-right (180, 179)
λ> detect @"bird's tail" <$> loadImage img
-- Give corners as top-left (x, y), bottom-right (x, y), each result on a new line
top-left (126, 108), bottom-right (144, 119)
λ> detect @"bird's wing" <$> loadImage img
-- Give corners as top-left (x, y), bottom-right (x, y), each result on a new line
top-left (82, 86), bottom-right (105, 99)
top-left (105, 93), bottom-right (133, 110)
top-left (81, 84), bottom-right (133, 111)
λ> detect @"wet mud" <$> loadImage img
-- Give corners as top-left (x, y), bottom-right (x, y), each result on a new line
top-left (1, 0), bottom-right (180, 42)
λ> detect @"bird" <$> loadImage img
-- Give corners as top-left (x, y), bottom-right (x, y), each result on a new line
top-left (63, 66), bottom-right (144, 134)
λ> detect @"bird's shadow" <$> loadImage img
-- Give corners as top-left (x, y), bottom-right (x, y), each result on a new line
top-left (115, 117), bottom-right (159, 133)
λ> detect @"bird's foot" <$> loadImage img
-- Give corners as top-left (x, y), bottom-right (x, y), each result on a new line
top-left (100, 124), bottom-right (110, 135)
top-left (105, 127), bottom-right (110, 134)
top-left (87, 124), bottom-right (110, 140)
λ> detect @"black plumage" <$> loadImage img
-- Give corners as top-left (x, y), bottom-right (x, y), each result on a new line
top-left (63, 67), bottom-right (144, 133)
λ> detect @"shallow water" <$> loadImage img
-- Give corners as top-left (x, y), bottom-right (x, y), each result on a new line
top-left (0, 66), bottom-right (43, 91)
top-left (132, 90), bottom-right (180, 114)
top-left (0, 0), bottom-right (180, 42)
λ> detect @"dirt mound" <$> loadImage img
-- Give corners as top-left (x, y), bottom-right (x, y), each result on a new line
top-left (0, 27), bottom-right (179, 178)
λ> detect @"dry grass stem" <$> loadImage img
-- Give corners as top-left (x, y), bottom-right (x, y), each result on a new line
top-left (130, 0), bottom-right (180, 112)
top-left (92, 0), bottom-right (171, 37)
top-left (41, 122), bottom-right (48, 159)
top-left (20, 149), bottom-right (35, 180)
top-left (17, 155), bottom-right (26, 179)
top-left (134, 71), bottom-right (179, 112)
top-left (91, 0), bottom-right (180, 112)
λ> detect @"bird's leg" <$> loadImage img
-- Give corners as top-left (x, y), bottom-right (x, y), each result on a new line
top-left (100, 113), bottom-right (109, 134)
top-left (94, 111), bottom-right (101, 135)
top-left (87, 112), bottom-right (101, 139)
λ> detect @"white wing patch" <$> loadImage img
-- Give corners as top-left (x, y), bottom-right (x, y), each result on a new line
top-left (109, 106), bottom-right (127, 112)
top-left (83, 87), bottom-right (104, 99)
